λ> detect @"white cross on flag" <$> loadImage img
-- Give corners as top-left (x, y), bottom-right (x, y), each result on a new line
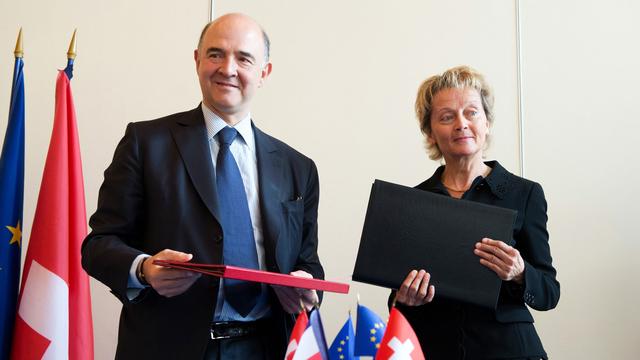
top-left (375, 308), bottom-right (425, 360)
top-left (285, 310), bottom-right (309, 360)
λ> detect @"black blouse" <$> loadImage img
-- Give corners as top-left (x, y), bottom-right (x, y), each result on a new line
top-left (392, 161), bottom-right (560, 360)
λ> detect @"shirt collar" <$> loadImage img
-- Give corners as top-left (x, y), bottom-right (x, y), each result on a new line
top-left (417, 160), bottom-right (510, 199)
top-left (201, 103), bottom-right (255, 150)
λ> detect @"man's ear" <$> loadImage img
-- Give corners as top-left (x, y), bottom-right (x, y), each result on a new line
top-left (194, 49), bottom-right (200, 67)
top-left (259, 62), bottom-right (272, 87)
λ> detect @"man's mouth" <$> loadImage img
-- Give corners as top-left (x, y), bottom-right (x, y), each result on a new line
top-left (215, 81), bottom-right (239, 89)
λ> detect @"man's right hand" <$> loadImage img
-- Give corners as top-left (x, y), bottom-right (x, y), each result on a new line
top-left (142, 249), bottom-right (201, 297)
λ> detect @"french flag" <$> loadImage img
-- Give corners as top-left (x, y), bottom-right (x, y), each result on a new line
top-left (292, 308), bottom-right (329, 360)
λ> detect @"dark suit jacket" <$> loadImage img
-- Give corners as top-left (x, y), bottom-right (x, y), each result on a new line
top-left (391, 161), bottom-right (560, 359)
top-left (81, 106), bottom-right (324, 360)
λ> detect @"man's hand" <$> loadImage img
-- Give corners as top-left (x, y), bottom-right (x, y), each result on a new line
top-left (272, 270), bottom-right (319, 314)
top-left (142, 249), bottom-right (201, 297)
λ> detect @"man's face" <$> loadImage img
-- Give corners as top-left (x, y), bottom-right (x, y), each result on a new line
top-left (195, 15), bottom-right (272, 124)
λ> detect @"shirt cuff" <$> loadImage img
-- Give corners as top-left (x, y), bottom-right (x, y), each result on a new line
top-left (128, 254), bottom-right (150, 289)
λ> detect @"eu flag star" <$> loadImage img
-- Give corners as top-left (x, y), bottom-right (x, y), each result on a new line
top-left (6, 220), bottom-right (22, 247)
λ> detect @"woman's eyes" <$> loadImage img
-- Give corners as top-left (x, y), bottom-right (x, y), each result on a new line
top-left (440, 115), bottom-right (454, 123)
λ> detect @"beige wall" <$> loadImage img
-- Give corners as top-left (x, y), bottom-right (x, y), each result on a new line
top-left (1, 0), bottom-right (638, 358)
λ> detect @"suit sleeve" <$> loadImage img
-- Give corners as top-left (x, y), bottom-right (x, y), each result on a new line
top-left (293, 160), bottom-right (324, 282)
top-left (81, 123), bottom-right (146, 302)
top-left (514, 182), bottom-right (560, 311)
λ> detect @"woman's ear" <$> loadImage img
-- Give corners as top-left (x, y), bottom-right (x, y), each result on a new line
top-left (426, 134), bottom-right (436, 146)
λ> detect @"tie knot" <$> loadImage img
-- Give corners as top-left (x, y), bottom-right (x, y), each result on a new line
top-left (218, 126), bottom-right (238, 146)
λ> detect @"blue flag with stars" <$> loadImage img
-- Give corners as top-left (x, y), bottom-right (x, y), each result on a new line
top-left (0, 56), bottom-right (25, 360)
top-left (329, 314), bottom-right (359, 360)
top-left (354, 304), bottom-right (386, 357)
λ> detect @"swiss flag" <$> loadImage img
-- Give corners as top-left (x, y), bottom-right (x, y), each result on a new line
top-left (375, 308), bottom-right (424, 360)
top-left (10, 70), bottom-right (94, 360)
top-left (285, 310), bottom-right (309, 360)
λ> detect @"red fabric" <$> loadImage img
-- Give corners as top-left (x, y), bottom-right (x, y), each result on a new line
top-left (11, 317), bottom-right (49, 359)
top-left (11, 71), bottom-right (93, 360)
top-left (375, 308), bottom-right (425, 360)
top-left (285, 310), bottom-right (309, 360)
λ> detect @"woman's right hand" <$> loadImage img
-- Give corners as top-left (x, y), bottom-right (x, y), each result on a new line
top-left (395, 269), bottom-right (435, 306)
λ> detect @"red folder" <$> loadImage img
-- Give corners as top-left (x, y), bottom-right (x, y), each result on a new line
top-left (153, 260), bottom-right (350, 294)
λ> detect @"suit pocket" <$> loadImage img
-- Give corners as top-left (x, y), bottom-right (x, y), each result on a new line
top-left (282, 199), bottom-right (304, 214)
top-left (281, 199), bottom-right (304, 240)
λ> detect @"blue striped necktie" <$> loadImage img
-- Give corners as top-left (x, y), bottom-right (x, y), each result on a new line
top-left (216, 126), bottom-right (260, 316)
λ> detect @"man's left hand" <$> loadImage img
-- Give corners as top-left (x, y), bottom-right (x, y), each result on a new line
top-left (474, 238), bottom-right (525, 284)
top-left (272, 270), bottom-right (319, 314)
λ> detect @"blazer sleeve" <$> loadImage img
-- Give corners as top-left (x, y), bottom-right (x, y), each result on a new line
top-left (293, 160), bottom-right (324, 282)
top-left (514, 182), bottom-right (561, 311)
top-left (81, 123), bottom-right (146, 302)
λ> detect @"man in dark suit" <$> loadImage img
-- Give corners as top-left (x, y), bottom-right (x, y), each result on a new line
top-left (81, 13), bottom-right (323, 360)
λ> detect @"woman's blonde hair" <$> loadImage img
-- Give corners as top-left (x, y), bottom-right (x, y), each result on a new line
top-left (415, 66), bottom-right (494, 160)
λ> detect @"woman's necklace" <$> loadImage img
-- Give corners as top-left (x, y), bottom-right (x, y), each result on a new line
top-left (442, 184), bottom-right (468, 193)
top-left (442, 164), bottom-right (491, 193)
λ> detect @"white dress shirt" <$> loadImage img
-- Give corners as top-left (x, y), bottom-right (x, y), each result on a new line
top-left (127, 104), bottom-right (270, 321)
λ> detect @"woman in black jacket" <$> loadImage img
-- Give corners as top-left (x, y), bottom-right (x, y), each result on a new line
top-left (391, 66), bottom-right (560, 360)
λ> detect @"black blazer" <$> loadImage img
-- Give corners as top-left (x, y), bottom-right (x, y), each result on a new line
top-left (391, 161), bottom-right (560, 359)
top-left (81, 106), bottom-right (324, 360)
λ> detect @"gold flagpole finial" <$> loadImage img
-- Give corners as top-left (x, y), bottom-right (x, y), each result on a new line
top-left (67, 29), bottom-right (77, 60)
top-left (14, 28), bottom-right (23, 58)
top-left (299, 299), bottom-right (306, 314)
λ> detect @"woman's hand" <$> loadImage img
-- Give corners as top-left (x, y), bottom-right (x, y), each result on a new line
top-left (395, 269), bottom-right (435, 306)
top-left (474, 238), bottom-right (524, 284)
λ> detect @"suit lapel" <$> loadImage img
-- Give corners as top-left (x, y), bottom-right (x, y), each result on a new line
top-left (254, 124), bottom-right (284, 265)
top-left (170, 107), bottom-right (220, 223)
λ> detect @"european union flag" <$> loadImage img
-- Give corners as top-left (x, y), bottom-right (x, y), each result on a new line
top-left (0, 54), bottom-right (25, 359)
top-left (354, 304), bottom-right (386, 357)
top-left (329, 314), bottom-right (359, 360)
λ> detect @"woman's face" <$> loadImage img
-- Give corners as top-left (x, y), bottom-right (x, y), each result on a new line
top-left (428, 87), bottom-right (489, 161)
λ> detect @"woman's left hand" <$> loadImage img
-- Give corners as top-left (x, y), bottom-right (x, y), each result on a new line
top-left (474, 238), bottom-right (524, 284)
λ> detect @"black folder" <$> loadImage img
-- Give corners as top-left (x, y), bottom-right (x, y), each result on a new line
top-left (352, 180), bottom-right (517, 309)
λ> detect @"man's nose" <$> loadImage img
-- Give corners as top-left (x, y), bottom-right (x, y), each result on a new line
top-left (219, 57), bottom-right (238, 76)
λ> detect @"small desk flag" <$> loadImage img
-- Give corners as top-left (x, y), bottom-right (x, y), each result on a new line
top-left (328, 314), bottom-right (359, 360)
top-left (354, 304), bottom-right (386, 357)
top-left (375, 308), bottom-right (424, 360)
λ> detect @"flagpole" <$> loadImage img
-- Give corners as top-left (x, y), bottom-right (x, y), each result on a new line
top-left (14, 29), bottom-right (23, 58)
top-left (1, 27), bottom-right (25, 360)
top-left (65, 29), bottom-right (77, 80)
top-left (10, 29), bottom-right (93, 360)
